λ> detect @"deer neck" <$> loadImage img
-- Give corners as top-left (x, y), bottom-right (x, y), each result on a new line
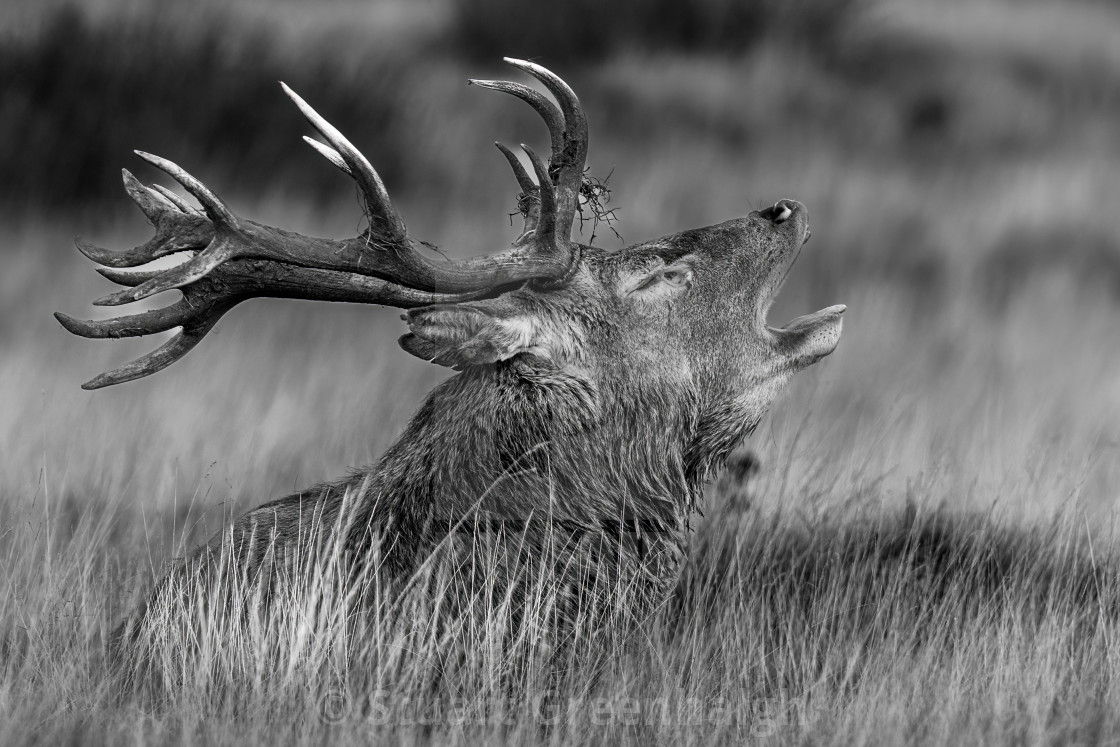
top-left (369, 364), bottom-right (705, 527)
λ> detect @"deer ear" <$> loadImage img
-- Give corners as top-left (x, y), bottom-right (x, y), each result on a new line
top-left (398, 303), bottom-right (541, 369)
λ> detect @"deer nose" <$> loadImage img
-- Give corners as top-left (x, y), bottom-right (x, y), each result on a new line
top-left (759, 199), bottom-right (798, 225)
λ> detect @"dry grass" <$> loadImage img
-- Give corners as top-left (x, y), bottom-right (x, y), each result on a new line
top-left (3, 472), bottom-right (1118, 744)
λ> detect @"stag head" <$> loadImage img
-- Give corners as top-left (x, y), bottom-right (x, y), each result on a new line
top-left (57, 58), bottom-right (842, 496)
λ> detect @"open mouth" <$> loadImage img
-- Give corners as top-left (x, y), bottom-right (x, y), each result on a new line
top-left (758, 199), bottom-right (845, 363)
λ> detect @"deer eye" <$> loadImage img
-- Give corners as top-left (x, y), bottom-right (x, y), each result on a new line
top-left (624, 257), bottom-right (696, 296)
top-left (661, 268), bottom-right (692, 288)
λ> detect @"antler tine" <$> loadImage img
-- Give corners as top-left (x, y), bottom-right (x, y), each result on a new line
top-left (77, 313), bottom-right (229, 390)
top-left (121, 168), bottom-right (174, 224)
top-left (75, 236), bottom-right (169, 269)
top-left (96, 267), bottom-right (166, 286)
top-left (469, 79), bottom-right (565, 157)
top-left (521, 144), bottom-right (556, 247)
top-left (134, 151), bottom-right (238, 228)
top-left (302, 136), bottom-right (352, 176)
top-left (93, 243), bottom-right (236, 306)
top-left (150, 184), bottom-right (200, 215)
top-left (54, 301), bottom-right (197, 339)
top-left (494, 142), bottom-right (540, 247)
top-left (494, 142), bottom-right (536, 195)
top-left (502, 58), bottom-right (588, 184)
top-left (280, 82), bottom-right (408, 243)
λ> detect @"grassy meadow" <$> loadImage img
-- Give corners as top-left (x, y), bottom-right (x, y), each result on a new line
top-left (2, 0), bottom-right (1120, 743)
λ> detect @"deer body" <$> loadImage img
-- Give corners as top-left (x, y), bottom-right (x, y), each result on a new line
top-left (58, 60), bottom-right (843, 645)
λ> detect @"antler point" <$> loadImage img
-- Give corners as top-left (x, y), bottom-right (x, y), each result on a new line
top-left (53, 311), bottom-right (75, 330)
top-left (279, 81), bottom-right (303, 105)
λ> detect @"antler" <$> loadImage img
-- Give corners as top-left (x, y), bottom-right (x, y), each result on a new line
top-left (57, 59), bottom-right (591, 388)
top-left (470, 57), bottom-right (588, 271)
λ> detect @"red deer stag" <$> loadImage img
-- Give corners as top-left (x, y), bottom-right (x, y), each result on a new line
top-left (57, 59), bottom-right (843, 643)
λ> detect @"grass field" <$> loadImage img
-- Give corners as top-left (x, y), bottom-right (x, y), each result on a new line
top-left (3, 0), bottom-right (1120, 743)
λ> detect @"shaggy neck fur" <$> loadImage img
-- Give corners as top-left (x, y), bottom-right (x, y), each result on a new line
top-left (331, 357), bottom-right (728, 581)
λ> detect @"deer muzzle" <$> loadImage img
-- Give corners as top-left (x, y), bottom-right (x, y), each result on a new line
top-left (756, 199), bottom-right (844, 367)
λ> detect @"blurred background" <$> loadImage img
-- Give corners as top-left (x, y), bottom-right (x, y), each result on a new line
top-left (2, 0), bottom-right (1119, 554)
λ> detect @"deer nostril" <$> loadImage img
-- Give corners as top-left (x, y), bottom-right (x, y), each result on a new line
top-left (760, 201), bottom-right (794, 225)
